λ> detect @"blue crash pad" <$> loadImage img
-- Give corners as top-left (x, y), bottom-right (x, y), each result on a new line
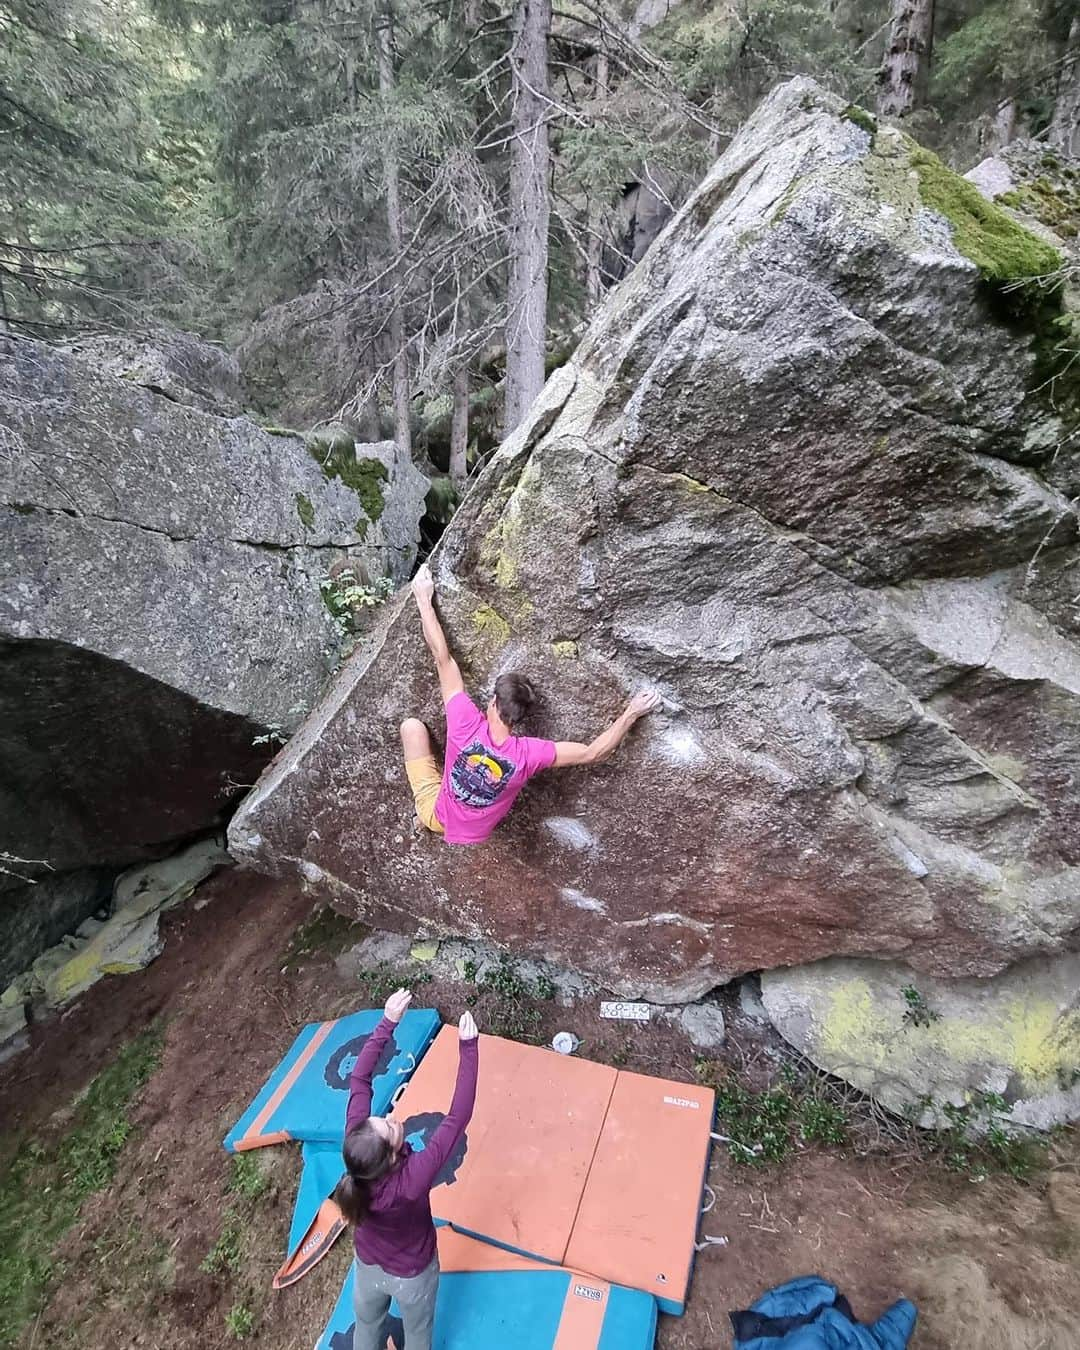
top-left (287, 1141), bottom-right (344, 1255)
top-left (317, 1253), bottom-right (657, 1350)
top-left (224, 1009), bottom-right (440, 1152)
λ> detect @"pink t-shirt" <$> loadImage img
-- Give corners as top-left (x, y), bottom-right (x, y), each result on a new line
top-left (435, 692), bottom-right (557, 845)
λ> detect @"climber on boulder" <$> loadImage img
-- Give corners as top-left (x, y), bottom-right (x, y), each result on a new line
top-left (402, 563), bottom-right (660, 845)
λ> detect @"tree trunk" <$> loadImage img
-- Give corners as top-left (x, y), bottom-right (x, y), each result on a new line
top-left (989, 97), bottom-right (1018, 152)
top-left (1050, 17), bottom-right (1080, 156)
top-left (586, 48), bottom-right (609, 311)
top-left (503, 0), bottom-right (551, 434)
top-left (449, 366), bottom-right (470, 485)
top-left (877, 0), bottom-right (935, 119)
top-left (376, 3), bottom-right (412, 458)
top-left (358, 340), bottom-right (381, 442)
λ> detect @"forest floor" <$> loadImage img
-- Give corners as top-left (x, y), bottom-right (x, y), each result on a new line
top-left (1, 869), bottom-right (1079, 1350)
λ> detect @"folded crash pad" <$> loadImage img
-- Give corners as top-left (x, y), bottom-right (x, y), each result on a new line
top-left (389, 1028), bottom-right (714, 1314)
top-left (390, 1027), bottom-right (618, 1263)
top-left (564, 1069), bottom-right (715, 1315)
top-left (224, 1008), bottom-right (440, 1152)
top-left (274, 1141), bottom-right (347, 1288)
top-left (316, 1228), bottom-right (657, 1350)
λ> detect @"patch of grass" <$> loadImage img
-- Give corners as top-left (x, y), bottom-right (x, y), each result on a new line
top-left (926, 1092), bottom-right (1048, 1183)
top-left (798, 1098), bottom-right (850, 1147)
top-left (463, 956), bottom-right (556, 1045)
top-left (0, 1025), bottom-right (164, 1348)
top-left (696, 1059), bottom-right (850, 1167)
top-left (225, 1303), bottom-right (255, 1338)
top-left (353, 962), bottom-right (433, 1006)
top-left (200, 1215), bottom-right (244, 1276)
top-left (202, 1155), bottom-right (278, 1279)
top-left (281, 906), bottom-right (369, 972)
top-left (89, 1221), bottom-right (173, 1315)
top-left (227, 1153), bottom-right (269, 1203)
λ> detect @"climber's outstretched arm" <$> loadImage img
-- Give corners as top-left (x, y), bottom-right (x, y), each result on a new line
top-left (553, 690), bottom-right (661, 768)
top-left (412, 564), bottom-right (465, 703)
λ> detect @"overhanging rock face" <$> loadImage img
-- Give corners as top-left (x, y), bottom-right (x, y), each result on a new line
top-left (230, 79), bottom-right (1080, 1002)
top-left (1, 333), bottom-right (425, 967)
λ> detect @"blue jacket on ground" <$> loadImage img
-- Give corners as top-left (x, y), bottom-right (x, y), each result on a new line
top-left (731, 1276), bottom-right (917, 1350)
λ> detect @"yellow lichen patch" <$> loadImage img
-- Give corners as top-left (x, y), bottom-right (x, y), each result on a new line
top-left (819, 977), bottom-right (1080, 1092)
top-left (674, 471), bottom-right (714, 494)
top-left (551, 640), bottom-right (578, 659)
top-left (479, 458), bottom-right (542, 591)
top-left (471, 604), bottom-right (511, 647)
top-left (820, 979), bottom-right (891, 1069)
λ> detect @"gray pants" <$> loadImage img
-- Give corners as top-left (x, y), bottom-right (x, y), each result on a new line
top-left (352, 1255), bottom-right (439, 1350)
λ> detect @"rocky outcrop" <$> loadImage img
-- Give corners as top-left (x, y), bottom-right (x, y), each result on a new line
top-left (1, 335), bottom-right (425, 963)
top-left (0, 869), bottom-right (113, 990)
top-left (230, 79), bottom-right (1080, 1003)
top-left (62, 330), bottom-right (245, 416)
top-left (2, 836), bottom-right (230, 1015)
top-left (760, 955), bottom-right (1080, 1129)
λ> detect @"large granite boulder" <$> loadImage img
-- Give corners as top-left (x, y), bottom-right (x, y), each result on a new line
top-left (0, 335), bottom-right (424, 969)
top-left (61, 330), bottom-right (245, 416)
top-left (230, 79), bottom-right (1080, 1002)
top-left (760, 955), bottom-right (1080, 1129)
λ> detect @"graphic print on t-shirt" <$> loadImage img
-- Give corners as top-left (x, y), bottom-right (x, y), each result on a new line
top-left (449, 740), bottom-right (516, 809)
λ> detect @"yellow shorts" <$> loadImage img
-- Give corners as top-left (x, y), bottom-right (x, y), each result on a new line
top-left (405, 754), bottom-right (445, 835)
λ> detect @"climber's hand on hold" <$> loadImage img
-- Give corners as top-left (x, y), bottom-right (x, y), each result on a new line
top-left (626, 689), bottom-right (662, 721)
top-left (385, 988), bottom-right (413, 1023)
top-left (458, 1011), bottom-right (479, 1041)
top-left (412, 564), bottom-right (435, 605)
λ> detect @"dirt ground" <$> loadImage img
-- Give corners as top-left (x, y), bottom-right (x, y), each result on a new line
top-left (2, 870), bottom-right (1078, 1350)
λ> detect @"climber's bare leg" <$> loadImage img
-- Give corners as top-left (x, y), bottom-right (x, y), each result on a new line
top-left (400, 718), bottom-right (433, 761)
top-left (400, 718), bottom-right (443, 837)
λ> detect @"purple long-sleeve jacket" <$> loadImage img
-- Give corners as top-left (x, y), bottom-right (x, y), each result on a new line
top-left (346, 1017), bottom-right (478, 1277)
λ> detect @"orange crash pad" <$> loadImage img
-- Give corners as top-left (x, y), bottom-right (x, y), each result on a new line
top-left (394, 1027), bottom-right (617, 1263)
top-left (391, 1028), bottom-right (714, 1313)
top-left (563, 1069), bottom-right (715, 1313)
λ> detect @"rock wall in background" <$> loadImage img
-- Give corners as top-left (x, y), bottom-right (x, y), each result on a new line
top-left (0, 334), bottom-right (426, 971)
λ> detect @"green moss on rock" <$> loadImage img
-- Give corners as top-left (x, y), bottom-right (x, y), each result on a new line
top-left (910, 146), bottom-right (1063, 302)
top-left (999, 179), bottom-right (1080, 239)
top-left (912, 146), bottom-right (1080, 428)
top-left (308, 429), bottom-right (389, 523)
top-left (841, 104), bottom-right (877, 137)
top-left (295, 493), bottom-right (315, 529)
top-left (349, 458), bottom-right (389, 523)
top-left (771, 177), bottom-right (803, 224)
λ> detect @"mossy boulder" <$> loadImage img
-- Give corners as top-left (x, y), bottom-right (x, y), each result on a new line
top-left (303, 428), bottom-right (426, 582)
top-left (231, 79), bottom-right (1080, 1008)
